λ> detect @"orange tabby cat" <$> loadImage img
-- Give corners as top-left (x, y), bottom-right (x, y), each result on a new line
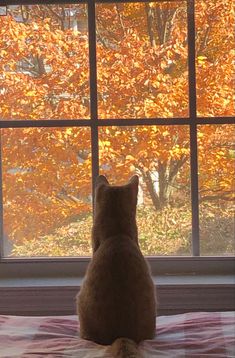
top-left (77, 175), bottom-right (156, 357)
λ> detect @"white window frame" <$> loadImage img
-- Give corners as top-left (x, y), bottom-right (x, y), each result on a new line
top-left (0, 0), bottom-right (234, 310)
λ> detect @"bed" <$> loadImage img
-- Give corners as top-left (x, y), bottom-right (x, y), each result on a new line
top-left (0, 311), bottom-right (234, 357)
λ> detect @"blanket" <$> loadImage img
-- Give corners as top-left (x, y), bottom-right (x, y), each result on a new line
top-left (0, 311), bottom-right (234, 357)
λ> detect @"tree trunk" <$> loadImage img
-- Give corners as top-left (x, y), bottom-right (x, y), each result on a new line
top-left (142, 171), bottom-right (161, 210)
top-left (36, 56), bottom-right (46, 76)
top-left (158, 162), bottom-right (169, 208)
top-left (145, 3), bottom-right (156, 47)
top-left (140, 156), bottom-right (188, 211)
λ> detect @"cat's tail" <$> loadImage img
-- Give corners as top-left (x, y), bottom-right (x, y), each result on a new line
top-left (110, 338), bottom-right (142, 358)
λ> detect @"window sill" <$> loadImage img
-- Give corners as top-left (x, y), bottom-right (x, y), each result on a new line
top-left (0, 274), bottom-right (234, 316)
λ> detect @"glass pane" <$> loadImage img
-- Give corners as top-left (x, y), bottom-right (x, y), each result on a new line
top-left (2, 127), bottom-right (92, 257)
top-left (99, 125), bottom-right (191, 255)
top-left (198, 125), bottom-right (235, 255)
top-left (96, 2), bottom-right (189, 119)
top-left (196, 0), bottom-right (235, 117)
top-left (0, 4), bottom-right (89, 120)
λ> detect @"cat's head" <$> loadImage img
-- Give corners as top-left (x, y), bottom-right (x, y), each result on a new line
top-left (94, 175), bottom-right (139, 218)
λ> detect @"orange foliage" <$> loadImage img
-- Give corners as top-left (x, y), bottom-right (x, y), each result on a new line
top-left (0, 1), bottom-right (234, 246)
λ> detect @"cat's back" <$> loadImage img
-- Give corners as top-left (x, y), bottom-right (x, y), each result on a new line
top-left (78, 235), bottom-right (156, 344)
top-left (86, 235), bottom-right (152, 292)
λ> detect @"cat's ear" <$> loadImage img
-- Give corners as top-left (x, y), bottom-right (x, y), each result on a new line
top-left (95, 175), bottom-right (109, 187)
top-left (128, 175), bottom-right (139, 196)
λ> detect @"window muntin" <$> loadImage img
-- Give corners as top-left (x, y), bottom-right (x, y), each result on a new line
top-left (0, 0), bottom-right (234, 260)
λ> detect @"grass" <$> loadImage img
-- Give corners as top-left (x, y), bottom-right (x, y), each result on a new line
top-left (11, 203), bottom-right (234, 257)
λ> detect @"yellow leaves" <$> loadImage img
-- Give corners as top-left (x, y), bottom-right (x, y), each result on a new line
top-left (133, 61), bottom-right (140, 68)
top-left (64, 128), bottom-right (73, 139)
top-left (101, 140), bottom-right (111, 147)
top-left (215, 150), bottom-right (225, 159)
top-left (162, 130), bottom-right (170, 137)
top-left (0, 49), bottom-right (7, 57)
top-left (144, 79), bottom-right (150, 86)
top-left (152, 81), bottom-right (160, 89)
top-left (25, 90), bottom-right (37, 97)
top-left (44, 23), bottom-right (51, 32)
top-left (197, 55), bottom-right (207, 67)
top-left (125, 154), bottom-right (135, 162)
top-left (32, 22), bottom-right (39, 31)
top-left (169, 145), bottom-right (189, 159)
top-left (197, 56), bottom-right (207, 62)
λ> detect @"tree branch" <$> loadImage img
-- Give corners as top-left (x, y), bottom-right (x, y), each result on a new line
top-left (44, 5), bottom-right (64, 30)
top-left (115, 4), bottom-right (126, 37)
top-left (200, 194), bottom-right (234, 202)
top-left (168, 156), bottom-right (188, 184)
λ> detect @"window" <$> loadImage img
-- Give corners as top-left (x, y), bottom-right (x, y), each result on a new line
top-left (0, 0), bottom-right (234, 276)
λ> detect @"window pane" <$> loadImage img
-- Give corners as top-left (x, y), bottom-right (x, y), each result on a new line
top-left (2, 127), bottom-right (92, 257)
top-left (198, 125), bottom-right (235, 255)
top-left (99, 125), bottom-right (191, 255)
top-left (0, 4), bottom-right (89, 120)
top-left (196, 0), bottom-right (235, 117)
top-left (96, 2), bottom-right (189, 119)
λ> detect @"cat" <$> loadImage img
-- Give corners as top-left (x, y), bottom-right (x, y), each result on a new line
top-left (77, 175), bottom-right (156, 358)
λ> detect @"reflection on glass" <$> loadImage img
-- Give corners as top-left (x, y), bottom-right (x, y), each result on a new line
top-left (96, 2), bottom-right (188, 119)
top-left (196, 0), bottom-right (235, 117)
top-left (198, 125), bottom-right (235, 255)
top-left (99, 125), bottom-right (191, 255)
top-left (0, 4), bottom-right (89, 120)
top-left (2, 127), bottom-right (92, 257)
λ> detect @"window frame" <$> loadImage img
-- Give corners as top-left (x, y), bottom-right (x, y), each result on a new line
top-left (0, 0), bottom-right (234, 280)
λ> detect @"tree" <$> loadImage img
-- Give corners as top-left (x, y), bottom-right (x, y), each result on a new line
top-left (96, 0), bottom-right (234, 207)
top-left (0, 1), bottom-right (234, 252)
